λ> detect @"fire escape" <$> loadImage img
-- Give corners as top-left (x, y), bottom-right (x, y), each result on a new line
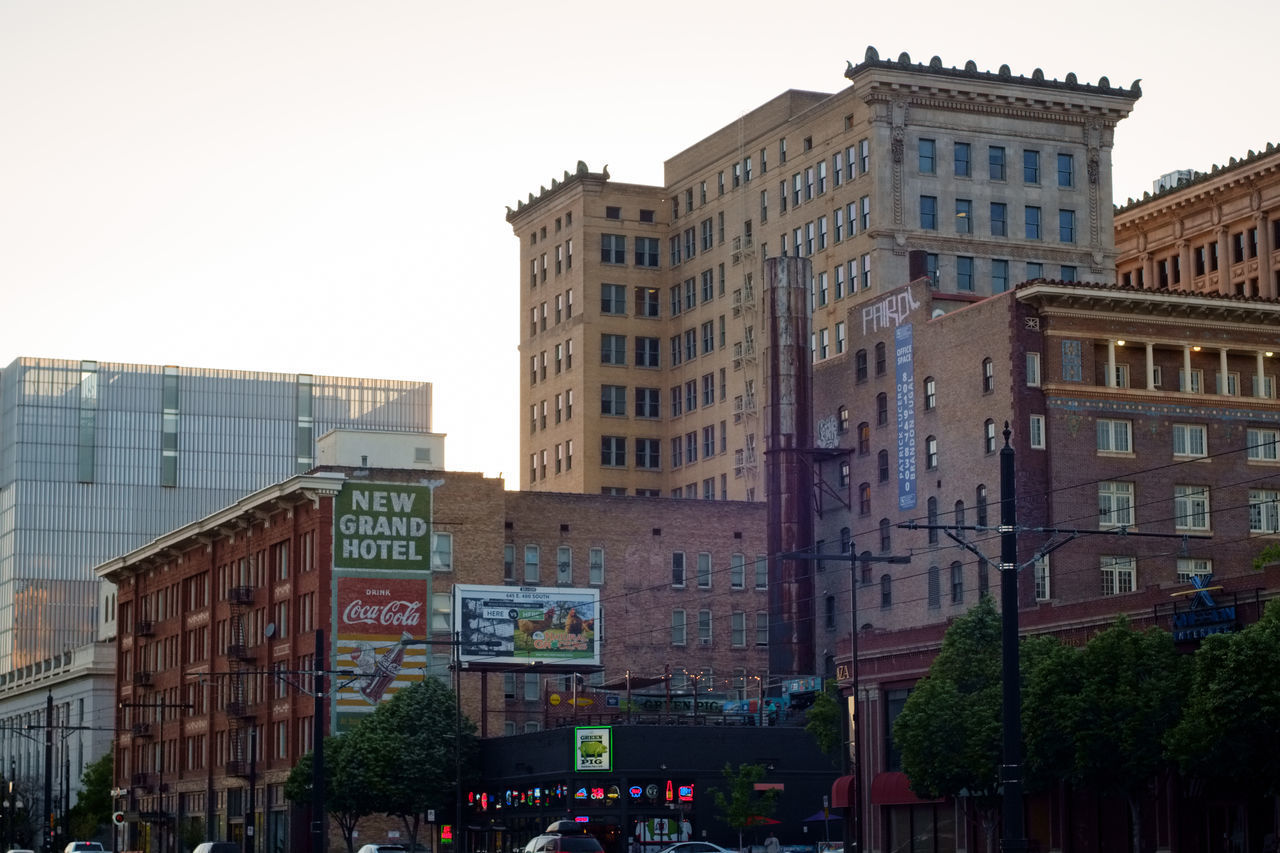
top-left (225, 560), bottom-right (257, 778)
top-left (730, 115), bottom-right (762, 498)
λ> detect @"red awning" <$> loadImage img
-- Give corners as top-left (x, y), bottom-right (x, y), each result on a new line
top-left (869, 771), bottom-right (943, 806)
top-left (830, 775), bottom-right (855, 809)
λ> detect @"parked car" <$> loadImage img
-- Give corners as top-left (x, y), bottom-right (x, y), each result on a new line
top-left (356, 845), bottom-right (408, 853)
top-left (63, 844), bottom-right (105, 853)
top-left (655, 844), bottom-right (736, 853)
top-left (194, 843), bottom-right (241, 853)
top-left (524, 834), bottom-right (605, 853)
top-left (6, 848), bottom-right (36, 853)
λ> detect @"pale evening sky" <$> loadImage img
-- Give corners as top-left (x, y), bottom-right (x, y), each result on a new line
top-left (2, 0), bottom-right (1273, 485)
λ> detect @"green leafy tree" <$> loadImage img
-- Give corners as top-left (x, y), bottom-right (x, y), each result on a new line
top-left (1169, 601), bottom-right (1280, 801)
top-left (285, 726), bottom-right (384, 853)
top-left (804, 681), bottom-right (844, 764)
top-left (66, 751), bottom-right (113, 839)
top-left (892, 596), bottom-right (1003, 853)
top-left (709, 763), bottom-right (779, 852)
top-left (1020, 634), bottom-right (1081, 794)
top-left (360, 677), bottom-right (480, 848)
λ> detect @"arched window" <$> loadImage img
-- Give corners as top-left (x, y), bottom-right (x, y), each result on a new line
top-left (838, 405), bottom-right (849, 433)
top-left (950, 560), bottom-right (964, 604)
top-left (858, 482), bottom-right (871, 516)
top-left (976, 484), bottom-right (988, 527)
top-left (982, 357), bottom-right (995, 392)
top-left (925, 435), bottom-right (939, 469)
top-left (954, 500), bottom-right (966, 532)
top-left (875, 341), bottom-right (887, 375)
top-left (855, 349), bottom-right (868, 382)
top-left (928, 565), bottom-right (941, 608)
top-left (927, 497), bottom-right (939, 544)
top-left (860, 551), bottom-right (873, 585)
top-left (879, 518), bottom-right (892, 553)
top-left (858, 423), bottom-right (871, 455)
top-left (839, 459), bottom-right (851, 488)
top-left (825, 595), bottom-right (836, 630)
top-left (978, 558), bottom-right (990, 597)
top-left (878, 449), bottom-right (890, 482)
top-left (840, 526), bottom-right (852, 554)
top-left (880, 573), bottom-right (892, 608)
top-left (984, 418), bottom-right (997, 453)
top-left (876, 392), bottom-right (888, 426)
top-left (924, 376), bottom-right (937, 410)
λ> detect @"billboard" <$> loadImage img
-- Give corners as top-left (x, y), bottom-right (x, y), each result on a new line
top-left (573, 725), bottom-right (612, 772)
top-left (454, 584), bottom-right (600, 667)
top-left (333, 482), bottom-right (433, 571)
top-left (332, 575), bottom-right (430, 731)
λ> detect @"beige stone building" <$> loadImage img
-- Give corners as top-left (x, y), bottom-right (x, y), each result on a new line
top-left (508, 46), bottom-right (1139, 500)
top-left (1115, 142), bottom-right (1280, 299)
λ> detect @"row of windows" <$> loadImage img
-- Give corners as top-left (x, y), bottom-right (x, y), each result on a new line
top-left (922, 254), bottom-right (1075, 292)
top-left (672, 136), bottom-right (871, 220)
top-left (918, 140), bottom-right (1077, 188)
top-left (1098, 362), bottom-right (1276, 397)
top-left (1095, 421), bottom-right (1279, 462)
top-left (597, 426), bottom-right (729, 471)
top-left (529, 390), bottom-right (573, 434)
top-left (666, 475), bottom-right (732, 501)
top-left (529, 440), bottom-right (573, 482)
top-left (919, 197), bottom-right (1077, 243)
top-left (529, 240), bottom-right (575, 287)
top-left (601, 234), bottom-right (661, 268)
top-left (779, 201), bottom-right (872, 257)
top-left (1120, 220), bottom-right (1280, 289)
top-left (527, 211), bottom-right (574, 246)
top-left (1095, 483), bottom-right (1280, 534)
top-left (501, 543), bottom-right (605, 585)
top-left (671, 608), bottom-right (768, 646)
top-left (529, 340), bottom-right (573, 385)
top-left (529, 289), bottom-right (574, 335)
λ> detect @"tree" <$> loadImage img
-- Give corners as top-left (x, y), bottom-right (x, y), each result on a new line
top-left (892, 596), bottom-right (1003, 853)
top-left (66, 751), bottom-right (112, 839)
top-left (804, 681), bottom-right (844, 764)
top-left (285, 727), bottom-right (384, 853)
top-left (1020, 634), bottom-right (1081, 794)
top-left (1169, 601), bottom-right (1280, 800)
top-left (360, 677), bottom-right (480, 849)
top-left (709, 763), bottom-right (779, 852)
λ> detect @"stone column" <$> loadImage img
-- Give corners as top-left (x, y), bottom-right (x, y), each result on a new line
top-left (1258, 351), bottom-right (1268, 399)
top-left (1146, 343), bottom-right (1156, 390)
top-left (1218, 226), bottom-right (1232, 295)
top-left (1183, 346), bottom-right (1193, 392)
top-left (1257, 213), bottom-right (1276, 298)
top-left (1107, 340), bottom-right (1117, 387)
top-left (1142, 253), bottom-right (1155, 290)
top-left (1219, 348), bottom-right (1230, 394)
top-left (1178, 240), bottom-right (1191, 290)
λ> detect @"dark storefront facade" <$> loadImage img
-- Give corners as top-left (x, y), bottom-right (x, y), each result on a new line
top-left (471, 724), bottom-right (839, 853)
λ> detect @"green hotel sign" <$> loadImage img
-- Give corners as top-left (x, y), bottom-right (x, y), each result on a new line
top-left (334, 483), bottom-right (432, 570)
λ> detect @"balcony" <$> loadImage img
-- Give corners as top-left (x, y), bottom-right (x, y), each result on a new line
top-left (227, 643), bottom-right (256, 662)
top-left (228, 586), bottom-right (255, 605)
top-left (226, 701), bottom-right (256, 719)
top-left (135, 621), bottom-right (155, 637)
top-left (132, 722), bottom-right (153, 738)
top-left (133, 670), bottom-right (153, 687)
top-left (225, 760), bottom-right (249, 777)
top-left (131, 772), bottom-right (153, 791)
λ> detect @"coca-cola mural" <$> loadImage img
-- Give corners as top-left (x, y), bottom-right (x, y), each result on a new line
top-left (333, 576), bottom-right (429, 729)
top-left (454, 584), bottom-right (600, 667)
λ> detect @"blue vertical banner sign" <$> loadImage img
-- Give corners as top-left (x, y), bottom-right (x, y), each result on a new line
top-left (895, 323), bottom-right (917, 510)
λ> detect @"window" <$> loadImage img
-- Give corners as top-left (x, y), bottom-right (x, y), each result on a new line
top-left (1249, 490), bottom-right (1280, 533)
top-left (1099, 481), bottom-right (1135, 528)
top-left (1174, 485), bottom-right (1211, 531)
top-left (927, 497), bottom-right (939, 544)
top-left (989, 146), bottom-right (1006, 180)
top-left (756, 611), bottom-right (769, 645)
top-left (601, 436), bottom-right (625, 467)
top-left (838, 460), bottom-right (851, 488)
top-left (671, 610), bottom-right (687, 645)
top-left (1171, 423), bottom-right (1208, 458)
top-left (1179, 369), bottom-right (1203, 393)
top-left (876, 393), bottom-right (888, 426)
top-left (919, 138), bottom-right (936, 174)
top-left (672, 552), bottom-right (686, 587)
top-left (1023, 150), bottom-right (1040, 184)
top-left (601, 234), bottom-right (625, 264)
top-left (920, 195), bottom-right (937, 230)
top-left (635, 438), bottom-right (660, 469)
top-left (982, 358), bottom-right (995, 392)
top-left (950, 561), bottom-right (964, 604)
top-left (924, 377), bottom-right (936, 410)
top-left (1026, 352), bottom-right (1041, 387)
top-left (955, 199), bottom-right (972, 234)
top-left (855, 349), bottom-right (868, 382)
top-left (1059, 209), bottom-right (1076, 243)
top-left (589, 547), bottom-right (604, 584)
top-left (928, 565), bottom-right (941, 608)
top-left (858, 422), bottom-right (870, 455)
top-left (859, 483), bottom-right (871, 516)
top-left (1096, 419), bottom-right (1133, 453)
top-left (1025, 206), bottom-right (1041, 240)
top-left (635, 237), bottom-right (659, 267)
top-left (836, 321), bottom-right (846, 354)
top-left (1177, 557), bottom-right (1212, 583)
top-left (984, 419), bottom-right (997, 453)
top-left (925, 435), bottom-right (938, 470)
top-left (954, 142), bottom-right (971, 177)
top-left (875, 342), bottom-right (887, 375)
top-left (1034, 556), bottom-right (1051, 600)
top-left (635, 336), bottom-right (660, 368)
top-left (1029, 414), bottom-right (1045, 449)
top-left (1058, 153), bottom-right (1074, 187)
top-left (601, 334), bottom-right (626, 365)
top-left (957, 256), bottom-right (974, 291)
top-left (880, 573), bottom-right (892, 608)
top-left (697, 552), bottom-right (712, 588)
top-left (990, 202), bottom-right (1007, 237)
top-left (636, 387), bottom-right (660, 418)
top-left (1247, 428), bottom-right (1280, 461)
top-left (878, 449), bottom-right (889, 483)
top-left (524, 545), bottom-right (540, 583)
top-left (635, 287), bottom-right (659, 317)
top-left (1100, 556), bottom-right (1137, 596)
top-left (601, 385), bottom-right (626, 416)
top-left (755, 554), bottom-right (768, 589)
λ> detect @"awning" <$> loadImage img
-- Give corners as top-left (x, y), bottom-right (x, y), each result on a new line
top-left (830, 775), bottom-right (855, 809)
top-left (869, 771), bottom-right (943, 806)
top-left (802, 810), bottom-right (838, 823)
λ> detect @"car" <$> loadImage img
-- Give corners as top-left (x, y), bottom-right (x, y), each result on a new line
top-left (193, 843), bottom-right (241, 853)
top-left (654, 844), bottom-right (736, 853)
top-left (356, 845), bottom-right (408, 853)
top-left (7, 848), bottom-right (37, 853)
top-left (524, 834), bottom-right (605, 853)
top-left (63, 844), bottom-right (106, 853)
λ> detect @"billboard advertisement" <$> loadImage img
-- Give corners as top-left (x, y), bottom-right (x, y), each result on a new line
top-left (454, 584), bottom-right (600, 667)
top-left (332, 575), bottom-right (430, 731)
top-left (334, 482), bottom-right (433, 571)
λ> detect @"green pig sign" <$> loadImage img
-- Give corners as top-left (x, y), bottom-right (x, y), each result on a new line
top-left (574, 726), bottom-right (612, 772)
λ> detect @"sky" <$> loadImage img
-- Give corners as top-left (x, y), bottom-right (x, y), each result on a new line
top-left (2, 0), bottom-right (1275, 486)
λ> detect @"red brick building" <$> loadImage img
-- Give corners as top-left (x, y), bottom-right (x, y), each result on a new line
top-left (812, 273), bottom-right (1280, 852)
top-left (96, 465), bottom-right (769, 851)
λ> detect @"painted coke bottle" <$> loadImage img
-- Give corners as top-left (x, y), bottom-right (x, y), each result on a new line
top-left (359, 631), bottom-right (412, 704)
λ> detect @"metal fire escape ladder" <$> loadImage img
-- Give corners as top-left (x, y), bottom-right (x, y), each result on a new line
top-left (731, 113), bottom-right (763, 494)
top-left (225, 554), bottom-right (258, 777)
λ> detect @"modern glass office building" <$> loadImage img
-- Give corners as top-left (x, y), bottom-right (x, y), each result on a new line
top-left (0, 357), bottom-right (432, 671)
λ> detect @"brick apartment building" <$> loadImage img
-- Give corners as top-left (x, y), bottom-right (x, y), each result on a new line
top-left (811, 271), bottom-right (1280, 852)
top-left (95, 441), bottom-right (770, 851)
